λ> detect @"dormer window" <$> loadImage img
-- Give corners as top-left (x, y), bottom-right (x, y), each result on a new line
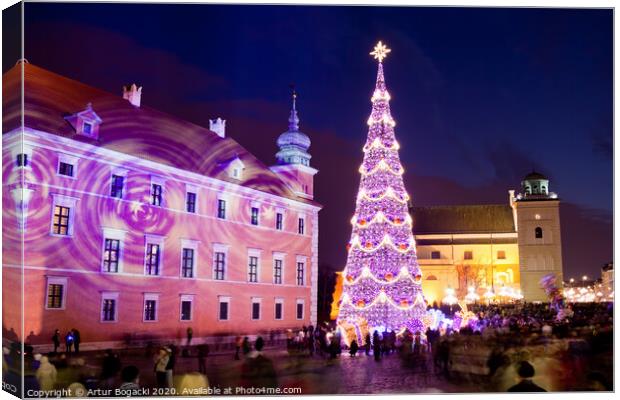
top-left (64, 103), bottom-right (102, 139)
top-left (225, 156), bottom-right (245, 180)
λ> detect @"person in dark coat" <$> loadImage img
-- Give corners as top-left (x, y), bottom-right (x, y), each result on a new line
top-left (51, 330), bottom-right (61, 354)
top-left (242, 337), bottom-right (251, 357)
top-left (364, 333), bottom-right (371, 356)
top-left (65, 331), bottom-right (74, 354)
top-left (372, 331), bottom-right (381, 361)
top-left (100, 349), bottom-right (121, 389)
top-left (507, 361), bottom-right (547, 392)
top-left (197, 344), bottom-right (209, 375)
top-left (349, 340), bottom-right (359, 357)
top-left (72, 329), bottom-right (81, 354)
top-left (240, 337), bottom-right (277, 388)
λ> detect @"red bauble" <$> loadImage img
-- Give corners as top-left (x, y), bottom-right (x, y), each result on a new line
top-left (399, 243), bottom-right (407, 250)
top-left (360, 219), bottom-right (367, 226)
top-left (385, 273), bottom-right (393, 281)
top-left (400, 300), bottom-right (409, 306)
top-left (357, 300), bottom-right (365, 307)
top-left (414, 274), bottom-right (422, 282)
top-left (346, 275), bottom-right (354, 282)
top-left (346, 243), bottom-right (352, 251)
top-left (394, 218), bottom-right (401, 224)
top-left (365, 242), bottom-right (373, 249)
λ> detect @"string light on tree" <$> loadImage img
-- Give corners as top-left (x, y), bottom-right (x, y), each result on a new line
top-left (337, 42), bottom-right (427, 338)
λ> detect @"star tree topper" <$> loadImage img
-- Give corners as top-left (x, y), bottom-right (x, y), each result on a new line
top-left (370, 41), bottom-right (391, 63)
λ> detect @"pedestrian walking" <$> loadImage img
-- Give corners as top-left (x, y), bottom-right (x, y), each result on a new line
top-left (100, 349), bottom-right (121, 389)
top-left (242, 337), bottom-right (251, 357)
top-left (234, 336), bottom-right (242, 360)
top-left (51, 329), bottom-right (60, 354)
top-left (35, 356), bottom-right (57, 391)
top-left (240, 337), bottom-right (277, 389)
top-left (65, 330), bottom-right (74, 354)
top-left (153, 347), bottom-right (170, 389)
top-left (349, 340), bottom-right (359, 357)
top-left (165, 345), bottom-right (176, 388)
top-left (364, 333), bottom-right (371, 356)
top-left (373, 331), bottom-right (381, 362)
top-left (197, 344), bottom-right (209, 374)
top-left (186, 327), bottom-right (193, 347)
top-left (72, 328), bottom-right (81, 354)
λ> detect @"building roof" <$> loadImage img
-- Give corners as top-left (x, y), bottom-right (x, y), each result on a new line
top-left (523, 171), bottom-right (548, 180)
top-left (2, 62), bottom-right (319, 207)
top-left (411, 204), bottom-right (516, 234)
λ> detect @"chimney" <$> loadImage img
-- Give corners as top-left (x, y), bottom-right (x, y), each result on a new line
top-left (122, 83), bottom-right (142, 107)
top-left (209, 118), bottom-right (226, 138)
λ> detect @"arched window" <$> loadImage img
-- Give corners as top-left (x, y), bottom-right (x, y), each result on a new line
top-left (535, 227), bottom-right (543, 239)
top-left (525, 185), bottom-right (531, 195)
top-left (426, 275), bottom-right (437, 280)
top-left (541, 186), bottom-right (547, 194)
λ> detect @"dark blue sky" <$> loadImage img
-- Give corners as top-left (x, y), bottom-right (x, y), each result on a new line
top-left (11, 3), bottom-right (613, 277)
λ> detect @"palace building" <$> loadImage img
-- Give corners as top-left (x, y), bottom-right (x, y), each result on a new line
top-left (2, 62), bottom-right (320, 351)
top-left (412, 172), bottom-right (564, 304)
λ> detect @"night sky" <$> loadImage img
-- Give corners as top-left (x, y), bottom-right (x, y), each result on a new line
top-left (5, 3), bottom-right (613, 279)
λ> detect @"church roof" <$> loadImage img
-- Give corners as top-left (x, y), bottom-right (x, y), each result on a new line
top-left (3, 63), bottom-right (319, 207)
top-left (411, 204), bottom-right (516, 234)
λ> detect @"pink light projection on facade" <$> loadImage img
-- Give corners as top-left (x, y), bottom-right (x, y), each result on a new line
top-left (336, 43), bottom-right (427, 335)
top-left (2, 62), bottom-right (320, 351)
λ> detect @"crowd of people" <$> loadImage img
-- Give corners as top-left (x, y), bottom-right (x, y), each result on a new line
top-left (2, 302), bottom-right (613, 395)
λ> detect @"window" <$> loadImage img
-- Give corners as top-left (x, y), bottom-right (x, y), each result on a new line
top-left (186, 192), bottom-right (196, 213)
top-left (251, 207), bottom-right (259, 225)
top-left (426, 275), bottom-right (438, 280)
top-left (50, 194), bottom-right (78, 237)
top-left (296, 299), bottom-right (304, 320)
top-left (431, 251), bottom-right (440, 259)
top-left (298, 218), bottom-right (305, 235)
top-left (46, 278), bottom-right (66, 310)
top-left (296, 261), bottom-right (305, 286)
top-left (83, 122), bottom-right (92, 134)
top-left (182, 248), bottom-right (195, 278)
top-left (180, 295), bottom-right (194, 321)
top-left (144, 299), bottom-right (157, 321)
top-left (497, 250), bottom-right (506, 260)
top-left (16, 153), bottom-right (28, 167)
top-left (213, 249), bottom-right (226, 280)
top-left (103, 239), bottom-right (121, 273)
top-left (535, 227), bottom-right (543, 239)
top-left (151, 184), bottom-right (162, 206)
top-left (52, 205), bottom-right (71, 235)
top-left (275, 299), bottom-right (283, 320)
top-left (276, 213), bottom-right (283, 230)
top-left (464, 251), bottom-right (473, 260)
top-left (58, 162), bottom-right (74, 177)
top-left (248, 256), bottom-right (259, 282)
top-left (217, 199), bottom-right (226, 219)
top-left (251, 299), bottom-right (261, 320)
top-left (101, 292), bottom-right (118, 322)
top-left (274, 259), bottom-right (283, 284)
top-left (110, 175), bottom-right (124, 198)
top-left (218, 297), bottom-right (230, 321)
top-left (145, 243), bottom-right (161, 275)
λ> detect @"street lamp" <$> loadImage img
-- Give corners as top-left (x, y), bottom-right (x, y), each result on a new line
top-left (569, 278), bottom-right (575, 283)
top-left (582, 275), bottom-right (588, 281)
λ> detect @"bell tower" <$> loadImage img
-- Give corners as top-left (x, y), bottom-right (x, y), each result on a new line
top-left (270, 88), bottom-right (318, 199)
top-left (512, 171), bottom-right (563, 301)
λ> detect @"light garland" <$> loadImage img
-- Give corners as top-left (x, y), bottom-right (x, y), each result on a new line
top-left (359, 159), bottom-right (404, 176)
top-left (348, 234), bottom-right (415, 253)
top-left (371, 89), bottom-right (391, 102)
top-left (363, 137), bottom-right (400, 152)
top-left (356, 187), bottom-right (409, 204)
top-left (350, 211), bottom-right (412, 228)
top-left (340, 290), bottom-right (426, 311)
top-left (367, 114), bottom-right (396, 127)
top-left (342, 265), bottom-right (422, 286)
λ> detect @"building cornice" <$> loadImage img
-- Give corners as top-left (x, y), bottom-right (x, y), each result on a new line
top-left (5, 127), bottom-right (321, 212)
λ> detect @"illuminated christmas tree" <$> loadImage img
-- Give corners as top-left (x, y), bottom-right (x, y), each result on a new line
top-left (337, 42), bottom-right (427, 337)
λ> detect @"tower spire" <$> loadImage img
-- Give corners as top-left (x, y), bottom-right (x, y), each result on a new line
top-left (288, 84), bottom-right (299, 132)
